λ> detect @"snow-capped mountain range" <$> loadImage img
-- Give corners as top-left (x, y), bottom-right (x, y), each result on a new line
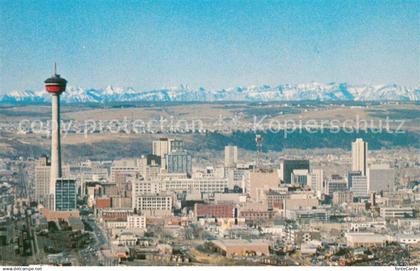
top-left (1, 82), bottom-right (419, 104)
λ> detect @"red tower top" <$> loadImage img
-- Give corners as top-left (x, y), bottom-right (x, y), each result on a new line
top-left (44, 64), bottom-right (67, 94)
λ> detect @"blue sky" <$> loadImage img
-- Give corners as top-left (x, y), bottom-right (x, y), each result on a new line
top-left (0, 0), bottom-right (419, 93)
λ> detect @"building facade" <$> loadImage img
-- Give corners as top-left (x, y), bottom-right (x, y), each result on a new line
top-left (55, 178), bottom-right (77, 211)
top-left (380, 207), bottom-right (415, 219)
top-left (351, 175), bottom-right (368, 198)
top-left (127, 215), bottom-right (146, 229)
top-left (367, 164), bottom-right (395, 193)
top-left (133, 194), bottom-right (173, 217)
top-left (35, 156), bottom-right (50, 204)
top-left (352, 138), bottom-right (368, 176)
top-left (166, 151), bottom-right (192, 177)
top-left (280, 160), bottom-right (310, 184)
top-left (224, 145), bottom-right (238, 168)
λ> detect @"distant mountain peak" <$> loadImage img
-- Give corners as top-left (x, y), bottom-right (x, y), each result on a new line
top-left (1, 82), bottom-right (418, 104)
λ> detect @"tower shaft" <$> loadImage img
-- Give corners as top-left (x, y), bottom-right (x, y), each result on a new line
top-left (50, 94), bottom-right (62, 210)
top-left (50, 93), bottom-right (62, 180)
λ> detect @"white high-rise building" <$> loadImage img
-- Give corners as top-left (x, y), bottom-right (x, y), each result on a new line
top-left (152, 138), bottom-right (173, 158)
top-left (153, 138), bottom-right (172, 169)
top-left (224, 145), bottom-right (238, 168)
top-left (309, 169), bottom-right (324, 193)
top-left (35, 156), bottom-right (50, 205)
top-left (352, 138), bottom-right (368, 176)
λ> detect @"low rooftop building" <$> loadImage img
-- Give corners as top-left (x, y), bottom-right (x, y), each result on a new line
top-left (209, 239), bottom-right (270, 257)
top-left (345, 232), bottom-right (389, 247)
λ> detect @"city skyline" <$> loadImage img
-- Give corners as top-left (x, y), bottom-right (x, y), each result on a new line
top-left (0, 68), bottom-right (418, 267)
top-left (1, 0), bottom-right (419, 93)
top-left (0, 1), bottom-right (418, 268)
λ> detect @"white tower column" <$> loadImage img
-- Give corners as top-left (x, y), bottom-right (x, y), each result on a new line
top-left (50, 93), bottom-right (62, 210)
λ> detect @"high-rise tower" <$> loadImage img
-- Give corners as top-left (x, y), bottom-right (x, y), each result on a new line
top-left (255, 134), bottom-right (263, 171)
top-left (44, 64), bottom-right (67, 209)
top-left (224, 145), bottom-right (238, 168)
top-left (352, 138), bottom-right (368, 176)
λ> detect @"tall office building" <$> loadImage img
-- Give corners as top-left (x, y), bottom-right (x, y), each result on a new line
top-left (35, 156), bottom-right (50, 205)
top-left (152, 138), bottom-right (171, 169)
top-left (280, 160), bottom-right (310, 184)
top-left (224, 145), bottom-right (238, 168)
top-left (352, 138), bottom-right (368, 176)
top-left (347, 171), bottom-right (362, 189)
top-left (35, 156), bottom-right (70, 206)
top-left (152, 138), bottom-right (185, 169)
top-left (309, 169), bottom-right (324, 193)
top-left (166, 151), bottom-right (192, 177)
top-left (55, 178), bottom-right (77, 211)
top-left (350, 175), bottom-right (368, 198)
top-left (152, 138), bottom-right (172, 157)
top-left (367, 164), bottom-right (395, 193)
top-left (153, 138), bottom-right (192, 177)
top-left (291, 169), bottom-right (309, 186)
